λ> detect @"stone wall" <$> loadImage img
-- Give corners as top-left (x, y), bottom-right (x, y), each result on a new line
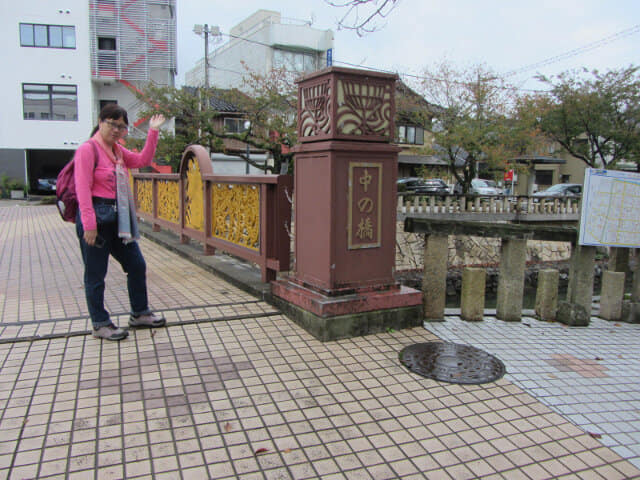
top-left (395, 221), bottom-right (572, 270)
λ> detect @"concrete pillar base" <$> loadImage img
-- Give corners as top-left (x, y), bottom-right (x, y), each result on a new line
top-left (271, 278), bottom-right (423, 341)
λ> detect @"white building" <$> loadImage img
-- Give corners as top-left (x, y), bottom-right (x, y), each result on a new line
top-left (0, 0), bottom-right (176, 192)
top-left (185, 10), bottom-right (333, 90)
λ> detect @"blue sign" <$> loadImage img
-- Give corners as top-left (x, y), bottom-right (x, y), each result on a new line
top-left (326, 49), bottom-right (333, 67)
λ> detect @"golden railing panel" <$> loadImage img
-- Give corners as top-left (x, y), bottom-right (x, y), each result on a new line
top-left (136, 179), bottom-right (153, 215)
top-left (157, 180), bottom-right (180, 223)
top-left (212, 183), bottom-right (260, 251)
top-left (184, 157), bottom-right (204, 231)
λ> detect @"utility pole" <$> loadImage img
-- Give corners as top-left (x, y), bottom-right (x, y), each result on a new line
top-left (193, 24), bottom-right (220, 88)
top-left (204, 24), bottom-right (209, 88)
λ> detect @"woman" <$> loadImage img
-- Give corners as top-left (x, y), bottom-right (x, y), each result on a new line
top-left (74, 104), bottom-right (166, 340)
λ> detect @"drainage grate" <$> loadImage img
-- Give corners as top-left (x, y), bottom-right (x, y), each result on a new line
top-left (399, 342), bottom-right (506, 384)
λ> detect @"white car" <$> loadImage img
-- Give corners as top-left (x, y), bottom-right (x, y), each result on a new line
top-left (469, 178), bottom-right (503, 196)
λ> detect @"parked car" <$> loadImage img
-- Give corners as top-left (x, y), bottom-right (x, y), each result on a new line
top-left (471, 179), bottom-right (503, 195)
top-left (532, 183), bottom-right (582, 198)
top-left (398, 177), bottom-right (450, 195)
top-left (36, 178), bottom-right (57, 193)
top-left (421, 178), bottom-right (450, 195)
top-left (454, 178), bottom-right (503, 196)
top-left (397, 177), bottom-right (426, 193)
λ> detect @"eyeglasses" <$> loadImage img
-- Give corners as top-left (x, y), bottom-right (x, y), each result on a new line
top-left (104, 120), bottom-right (129, 132)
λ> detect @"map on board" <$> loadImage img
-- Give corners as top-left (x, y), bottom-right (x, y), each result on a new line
top-left (579, 168), bottom-right (640, 248)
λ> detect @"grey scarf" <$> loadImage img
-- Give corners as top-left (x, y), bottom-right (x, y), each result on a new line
top-left (115, 162), bottom-right (139, 243)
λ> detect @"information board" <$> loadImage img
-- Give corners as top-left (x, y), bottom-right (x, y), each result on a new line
top-left (579, 168), bottom-right (640, 247)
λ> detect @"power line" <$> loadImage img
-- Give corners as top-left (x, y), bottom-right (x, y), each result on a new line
top-left (215, 30), bottom-right (547, 93)
top-left (207, 24), bottom-right (638, 94)
top-left (504, 24), bottom-right (640, 77)
top-left (332, 59), bottom-right (546, 93)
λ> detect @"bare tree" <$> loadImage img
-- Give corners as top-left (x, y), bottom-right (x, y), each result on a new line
top-left (325, 0), bottom-right (401, 36)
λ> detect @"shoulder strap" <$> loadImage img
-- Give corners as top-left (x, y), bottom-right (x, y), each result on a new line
top-left (88, 139), bottom-right (99, 171)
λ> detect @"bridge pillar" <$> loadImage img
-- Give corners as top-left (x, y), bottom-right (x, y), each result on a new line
top-left (271, 67), bottom-right (422, 341)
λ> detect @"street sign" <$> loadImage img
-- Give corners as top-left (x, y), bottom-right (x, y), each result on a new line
top-left (326, 48), bottom-right (332, 67)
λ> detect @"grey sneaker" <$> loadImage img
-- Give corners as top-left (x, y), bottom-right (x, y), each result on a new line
top-left (93, 323), bottom-right (128, 341)
top-left (129, 312), bottom-right (166, 328)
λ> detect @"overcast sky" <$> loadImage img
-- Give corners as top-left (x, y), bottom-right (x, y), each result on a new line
top-left (177, 0), bottom-right (640, 91)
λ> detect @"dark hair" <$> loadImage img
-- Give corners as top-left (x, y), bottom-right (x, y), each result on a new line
top-left (90, 104), bottom-right (129, 137)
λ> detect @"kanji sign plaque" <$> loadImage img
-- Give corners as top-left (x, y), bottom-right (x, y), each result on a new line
top-left (348, 162), bottom-right (382, 249)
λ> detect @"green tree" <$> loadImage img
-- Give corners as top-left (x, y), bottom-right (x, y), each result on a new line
top-left (129, 66), bottom-right (298, 173)
top-left (534, 66), bottom-right (640, 169)
top-left (418, 61), bottom-right (533, 193)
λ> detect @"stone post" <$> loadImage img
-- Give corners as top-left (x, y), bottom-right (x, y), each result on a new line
top-left (631, 249), bottom-right (640, 303)
top-left (423, 234), bottom-right (448, 322)
top-left (496, 238), bottom-right (527, 322)
top-left (600, 271), bottom-right (625, 321)
top-left (609, 247), bottom-right (630, 274)
top-left (622, 249), bottom-right (640, 322)
top-left (557, 244), bottom-right (596, 326)
top-left (461, 268), bottom-right (486, 321)
top-left (566, 244), bottom-right (596, 312)
top-left (535, 269), bottom-right (559, 321)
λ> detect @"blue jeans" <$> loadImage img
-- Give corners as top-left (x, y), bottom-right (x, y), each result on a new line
top-left (76, 211), bottom-right (150, 328)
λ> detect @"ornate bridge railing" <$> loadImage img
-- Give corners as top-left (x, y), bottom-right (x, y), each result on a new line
top-left (397, 194), bottom-right (581, 222)
top-left (132, 145), bottom-right (292, 282)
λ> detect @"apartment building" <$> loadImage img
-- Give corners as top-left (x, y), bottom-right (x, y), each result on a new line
top-left (0, 0), bottom-right (176, 192)
top-left (185, 10), bottom-right (334, 90)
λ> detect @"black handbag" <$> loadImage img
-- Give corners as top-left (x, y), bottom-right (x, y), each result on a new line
top-left (94, 202), bottom-right (117, 225)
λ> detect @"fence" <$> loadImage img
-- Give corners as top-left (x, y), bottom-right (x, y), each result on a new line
top-left (131, 145), bottom-right (293, 282)
top-left (397, 194), bottom-right (581, 222)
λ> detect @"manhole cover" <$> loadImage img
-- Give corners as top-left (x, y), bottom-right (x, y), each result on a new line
top-left (399, 342), bottom-right (505, 384)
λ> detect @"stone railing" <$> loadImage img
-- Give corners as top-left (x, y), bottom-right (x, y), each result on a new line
top-left (404, 217), bottom-right (640, 325)
top-left (397, 194), bottom-right (581, 222)
top-left (132, 145), bottom-right (292, 282)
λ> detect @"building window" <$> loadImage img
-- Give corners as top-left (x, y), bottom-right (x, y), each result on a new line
top-left (397, 125), bottom-right (424, 145)
top-left (20, 23), bottom-right (76, 49)
top-left (273, 49), bottom-right (317, 73)
top-left (98, 37), bottom-right (117, 50)
top-left (224, 118), bottom-right (249, 134)
top-left (23, 84), bottom-right (78, 121)
top-left (99, 100), bottom-right (117, 112)
top-left (535, 170), bottom-right (553, 187)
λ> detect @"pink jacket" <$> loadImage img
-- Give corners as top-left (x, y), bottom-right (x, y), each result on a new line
top-left (74, 128), bottom-right (159, 231)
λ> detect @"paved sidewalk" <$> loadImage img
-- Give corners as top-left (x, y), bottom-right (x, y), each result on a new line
top-left (1, 202), bottom-right (639, 479)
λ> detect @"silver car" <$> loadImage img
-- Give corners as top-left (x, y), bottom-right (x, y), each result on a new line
top-left (470, 178), bottom-right (503, 196)
top-left (532, 183), bottom-right (582, 198)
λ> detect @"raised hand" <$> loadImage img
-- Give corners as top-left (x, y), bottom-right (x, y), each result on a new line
top-left (149, 114), bottom-right (166, 130)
